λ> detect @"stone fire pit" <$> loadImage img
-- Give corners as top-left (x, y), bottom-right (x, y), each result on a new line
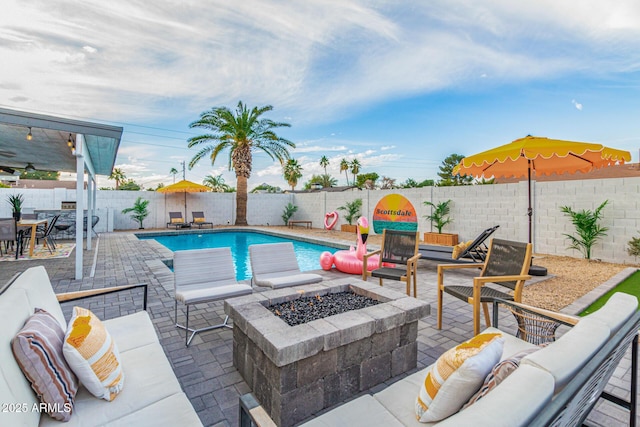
top-left (225, 279), bottom-right (430, 427)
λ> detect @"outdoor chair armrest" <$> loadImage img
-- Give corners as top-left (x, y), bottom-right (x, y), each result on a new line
top-left (362, 249), bottom-right (381, 260)
top-left (473, 274), bottom-right (532, 284)
top-left (493, 299), bottom-right (580, 328)
top-left (56, 283), bottom-right (148, 311)
top-left (239, 393), bottom-right (277, 427)
top-left (437, 262), bottom-right (485, 272)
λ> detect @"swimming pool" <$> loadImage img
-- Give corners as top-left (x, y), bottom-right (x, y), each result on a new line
top-left (139, 230), bottom-right (340, 281)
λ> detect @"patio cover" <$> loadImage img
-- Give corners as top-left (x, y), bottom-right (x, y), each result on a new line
top-left (0, 107), bottom-right (123, 279)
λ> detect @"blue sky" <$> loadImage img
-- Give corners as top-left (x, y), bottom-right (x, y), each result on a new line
top-left (1, 1), bottom-right (639, 189)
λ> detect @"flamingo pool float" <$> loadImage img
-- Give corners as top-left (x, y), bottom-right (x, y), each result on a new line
top-left (319, 217), bottom-right (383, 274)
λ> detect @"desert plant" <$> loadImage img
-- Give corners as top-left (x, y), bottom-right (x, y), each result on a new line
top-left (423, 199), bottom-right (452, 233)
top-left (628, 234), bottom-right (640, 258)
top-left (281, 203), bottom-right (298, 225)
top-left (560, 200), bottom-right (609, 260)
top-left (122, 197), bottom-right (150, 229)
top-left (337, 198), bottom-right (362, 225)
top-left (6, 193), bottom-right (24, 220)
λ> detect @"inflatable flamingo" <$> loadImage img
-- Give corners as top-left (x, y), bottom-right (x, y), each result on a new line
top-left (319, 217), bottom-right (383, 274)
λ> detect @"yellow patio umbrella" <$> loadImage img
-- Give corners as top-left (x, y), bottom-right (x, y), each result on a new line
top-left (157, 179), bottom-right (211, 220)
top-left (453, 135), bottom-right (631, 244)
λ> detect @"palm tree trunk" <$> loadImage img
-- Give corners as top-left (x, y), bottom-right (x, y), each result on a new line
top-left (236, 176), bottom-right (248, 225)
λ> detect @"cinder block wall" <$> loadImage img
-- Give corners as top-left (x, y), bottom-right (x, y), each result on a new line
top-left (2, 177), bottom-right (639, 263)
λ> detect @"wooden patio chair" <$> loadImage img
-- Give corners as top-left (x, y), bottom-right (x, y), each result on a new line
top-left (437, 238), bottom-right (532, 335)
top-left (362, 229), bottom-right (421, 297)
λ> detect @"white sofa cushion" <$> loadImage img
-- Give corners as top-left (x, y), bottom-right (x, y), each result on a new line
top-left (44, 341), bottom-right (186, 427)
top-left (436, 365), bottom-right (554, 427)
top-left (521, 316), bottom-right (610, 391)
top-left (582, 292), bottom-right (638, 335)
top-left (301, 395), bottom-right (404, 427)
top-left (103, 311), bottom-right (159, 353)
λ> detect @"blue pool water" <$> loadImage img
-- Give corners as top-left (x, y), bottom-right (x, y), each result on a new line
top-left (139, 231), bottom-right (339, 280)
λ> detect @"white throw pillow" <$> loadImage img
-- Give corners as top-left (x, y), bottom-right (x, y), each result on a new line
top-left (415, 333), bottom-right (504, 422)
top-left (63, 307), bottom-right (124, 401)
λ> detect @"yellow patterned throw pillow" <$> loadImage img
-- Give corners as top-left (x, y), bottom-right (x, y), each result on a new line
top-left (193, 217), bottom-right (205, 223)
top-left (63, 307), bottom-right (124, 401)
top-left (171, 218), bottom-right (183, 224)
top-left (451, 242), bottom-right (468, 259)
top-left (415, 333), bottom-right (504, 422)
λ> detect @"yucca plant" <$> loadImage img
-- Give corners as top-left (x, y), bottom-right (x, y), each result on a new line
top-left (560, 200), bottom-right (609, 260)
top-left (6, 193), bottom-right (24, 220)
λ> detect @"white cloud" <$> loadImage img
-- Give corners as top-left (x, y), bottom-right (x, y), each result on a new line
top-left (572, 99), bottom-right (583, 111)
top-left (381, 145), bottom-right (395, 151)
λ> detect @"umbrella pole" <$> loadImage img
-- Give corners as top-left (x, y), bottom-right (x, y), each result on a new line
top-left (528, 160), bottom-right (532, 245)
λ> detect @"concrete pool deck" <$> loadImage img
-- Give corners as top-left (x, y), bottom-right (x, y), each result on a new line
top-left (0, 228), bottom-right (636, 426)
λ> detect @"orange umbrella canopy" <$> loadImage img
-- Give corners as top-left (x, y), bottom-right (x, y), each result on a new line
top-left (453, 135), bottom-right (631, 179)
top-left (158, 180), bottom-right (210, 219)
top-left (157, 179), bottom-right (210, 193)
top-left (453, 135), bottom-right (631, 244)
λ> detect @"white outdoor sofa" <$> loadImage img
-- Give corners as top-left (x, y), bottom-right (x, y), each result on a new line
top-left (240, 293), bottom-right (640, 426)
top-left (1, 266), bottom-right (202, 427)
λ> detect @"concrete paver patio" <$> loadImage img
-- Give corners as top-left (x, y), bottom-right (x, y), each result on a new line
top-left (0, 229), bottom-right (636, 426)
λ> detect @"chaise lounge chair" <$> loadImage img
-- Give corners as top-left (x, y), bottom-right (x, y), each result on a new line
top-left (173, 247), bottom-right (253, 346)
top-left (191, 211), bottom-right (213, 228)
top-left (249, 242), bottom-right (323, 288)
top-left (419, 225), bottom-right (499, 264)
top-left (167, 212), bottom-right (190, 229)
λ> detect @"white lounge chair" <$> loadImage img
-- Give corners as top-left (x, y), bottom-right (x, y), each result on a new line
top-left (173, 247), bottom-right (252, 346)
top-left (249, 242), bottom-right (323, 288)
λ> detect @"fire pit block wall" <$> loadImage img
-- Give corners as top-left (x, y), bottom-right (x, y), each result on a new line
top-left (225, 281), bottom-right (430, 427)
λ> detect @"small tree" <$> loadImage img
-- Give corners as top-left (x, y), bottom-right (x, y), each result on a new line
top-left (281, 203), bottom-right (298, 225)
top-left (122, 197), bottom-right (150, 229)
top-left (337, 198), bottom-right (362, 225)
top-left (424, 200), bottom-right (453, 233)
top-left (560, 200), bottom-right (609, 260)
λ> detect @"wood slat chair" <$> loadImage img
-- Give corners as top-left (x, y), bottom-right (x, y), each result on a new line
top-left (437, 238), bottom-right (532, 335)
top-left (362, 229), bottom-right (421, 297)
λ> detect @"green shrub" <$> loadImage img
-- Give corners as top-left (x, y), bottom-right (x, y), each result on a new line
top-left (560, 200), bottom-right (609, 260)
top-left (628, 235), bottom-right (640, 258)
top-left (423, 199), bottom-right (452, 233)
top-left (338, 198), bottom-right (362, 225)
top-left (282, 203), bottom-right (298, 225)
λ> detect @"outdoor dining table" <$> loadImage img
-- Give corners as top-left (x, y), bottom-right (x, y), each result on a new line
top-left (17, 218), bottom-right (48, 257)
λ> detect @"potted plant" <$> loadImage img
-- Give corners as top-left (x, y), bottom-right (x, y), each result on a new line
top-left (122, 197), bottom-right (150, 229)
top-left (6, 193), bottom-right (24, 222)
top-left (423, 199), bottom-right (458, 246)
top-left (337, 198), bottom-right (362, 233)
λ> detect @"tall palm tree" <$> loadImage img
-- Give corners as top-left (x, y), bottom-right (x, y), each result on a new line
top-left (109, 168), bottom-right (126, 190)
top-left (340, 158), bottom-right (350, 186)
top-left (203, 174), bottom-right (230, 192)
top-left (188, 101), bottom-right (294, 225)
top-left (319, 155), bottom-right (329, 176)
top-left (350, 158), bottom-right (361, 184)
top-left (169, 167), bottom-right (178, 183)
top-left (283, 159), bottom-right (303, 191)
